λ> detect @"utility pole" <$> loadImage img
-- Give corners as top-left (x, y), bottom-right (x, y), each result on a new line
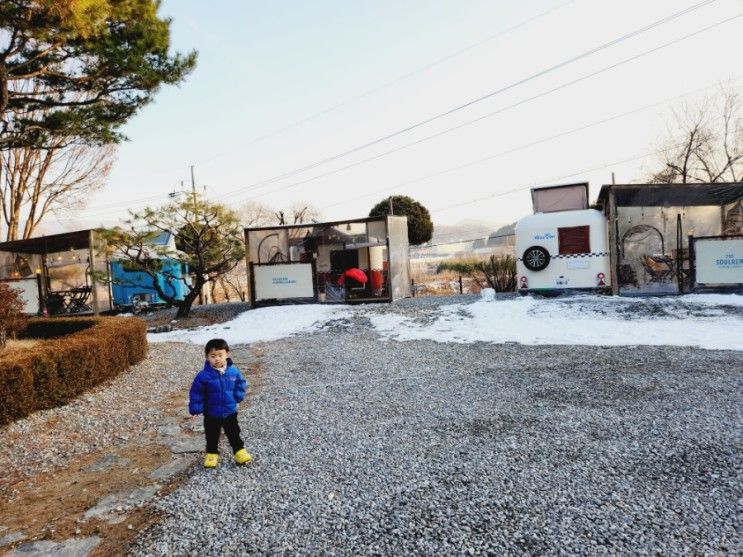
top-left (190, 165), bottom-right (197, 203)
top-left (189, 165), bottom-right (204, 305)
top-left (388, 196), bottom-right (394, 215)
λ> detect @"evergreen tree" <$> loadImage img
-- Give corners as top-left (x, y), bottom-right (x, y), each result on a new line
top-left (101, 194), bottom-right (245, 318)
top-left (0, 0), bottom-right (197, 149)
top-left (369, 195), bottom-right (433, 245)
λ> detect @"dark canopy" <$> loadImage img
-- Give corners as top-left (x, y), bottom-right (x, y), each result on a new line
top-left (0, 230), bottom-right (95, 254)
top-left (597, 183), bottom-right (743, 209)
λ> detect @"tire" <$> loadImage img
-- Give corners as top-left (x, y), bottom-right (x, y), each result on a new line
top-left (522, 246), bottom-right (550, 272)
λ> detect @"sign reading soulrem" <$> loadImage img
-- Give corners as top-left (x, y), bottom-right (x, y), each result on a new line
top-left (695, 238), bottom-right (743, 285)
top-left (254, 263), bottom-right (314, 301)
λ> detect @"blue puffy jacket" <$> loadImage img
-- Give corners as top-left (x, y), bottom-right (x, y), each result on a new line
top-left (188, 359), bottom-right (248, 418)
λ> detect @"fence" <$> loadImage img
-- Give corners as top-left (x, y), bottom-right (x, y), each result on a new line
top-left (410, 233), bottom-right (516, 297)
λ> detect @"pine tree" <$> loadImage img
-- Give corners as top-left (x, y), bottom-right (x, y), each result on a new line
top-left (101, 194), bottom-right (245, 318)
top-left (0, 0), bottom-right (197, 149)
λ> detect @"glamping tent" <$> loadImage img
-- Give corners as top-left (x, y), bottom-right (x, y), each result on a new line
top-left (597, 183), bottom-right (743, 295)
top-left (0, 230), bottom-right (112, 315)
top-left (245, 216), bottom-right (411, 306)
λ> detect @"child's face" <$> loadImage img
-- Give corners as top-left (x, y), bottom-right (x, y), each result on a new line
top-left (207, 348), bottom-right (229, 369)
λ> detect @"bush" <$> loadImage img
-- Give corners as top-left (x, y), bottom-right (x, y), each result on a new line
top-left (0, 317), bottom-right (147, 426)
top-left (476, 255), bottom-right (517, 292)
top-left (369, 195), bottom-right (434, 245)
top-left (0, 283), bottom-right (27, 348)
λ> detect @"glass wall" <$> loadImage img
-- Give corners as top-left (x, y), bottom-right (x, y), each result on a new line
top-left (0, 231), bottom-right (113, 315)
top-left (247, 218), bottom-right (399, 304)
top-left (616, 205), bottom-right (722, 295)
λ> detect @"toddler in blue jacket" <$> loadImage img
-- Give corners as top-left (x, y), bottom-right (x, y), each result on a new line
top-left (189, 338), bottom-right (252, 468)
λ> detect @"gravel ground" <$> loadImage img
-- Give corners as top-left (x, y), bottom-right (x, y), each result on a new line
top-left (129, 297), bottom-right (743, 556)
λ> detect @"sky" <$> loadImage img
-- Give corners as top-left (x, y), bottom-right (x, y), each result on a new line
top-left (49, 0), bottom-right (743, 234)
top-left (148, 293), bottom-right (743, 351)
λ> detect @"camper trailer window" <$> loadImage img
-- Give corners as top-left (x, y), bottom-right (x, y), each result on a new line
top-left (558, 226), bottom-right (590, 255)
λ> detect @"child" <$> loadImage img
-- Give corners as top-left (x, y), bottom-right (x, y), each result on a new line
top-left (189, 338), bottom-right (252, 468)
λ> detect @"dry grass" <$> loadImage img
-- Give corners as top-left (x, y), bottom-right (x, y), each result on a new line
top-left (410, 269), bottom-right (482, 296)
top-left (0, 339), bottom-right (39, 352)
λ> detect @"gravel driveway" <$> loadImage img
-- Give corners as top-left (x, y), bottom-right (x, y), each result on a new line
top-left (132, 298), bottom-right (743, 556)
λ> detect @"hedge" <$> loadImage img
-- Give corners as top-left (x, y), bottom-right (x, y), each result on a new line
top-left (0, 317), bottom-right (147, 426)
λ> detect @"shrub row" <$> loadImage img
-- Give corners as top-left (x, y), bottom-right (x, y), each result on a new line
top-left (0, 317), bottom-right (147, 426)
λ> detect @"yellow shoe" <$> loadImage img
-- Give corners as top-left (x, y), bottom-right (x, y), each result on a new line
top-left (234, 448), bottom-right (252, 465)
top-left (203, 453), bottom-right (219, 468)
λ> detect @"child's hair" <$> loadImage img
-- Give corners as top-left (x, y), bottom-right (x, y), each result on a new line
top-left (205, 338), bottom-right (230, 355)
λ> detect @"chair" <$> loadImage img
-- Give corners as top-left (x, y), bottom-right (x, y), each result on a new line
top-left (641, 255), bottom-right (674, 283)
top-left (68, 287), bottom-right (92, 313)
top-left (46, 293), bottom-right (66, 315)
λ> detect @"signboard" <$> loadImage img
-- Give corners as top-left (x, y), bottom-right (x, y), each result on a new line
top-left (254, 263), bottom-right (314, 301)
top-left (695, 238), bottom-right (743, 285)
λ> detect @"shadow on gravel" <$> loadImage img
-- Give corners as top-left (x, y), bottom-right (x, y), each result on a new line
top-left (619, 439), bottom-right (740, 492)
top-left (433, 414), bottom-right (540, 440)
top-left (531, 375), bottom-right (668, 408)
top-left (553, 298), bottom-right (743, 320)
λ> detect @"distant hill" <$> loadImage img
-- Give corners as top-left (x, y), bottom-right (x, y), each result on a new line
top-left (487, 222), bottom-right (515, 246)
top-left (430, 220), bottom-right (498, 245)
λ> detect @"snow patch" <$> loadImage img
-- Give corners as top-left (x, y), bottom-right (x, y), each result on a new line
top-left (369, 295), bottom-right (743, 350)
top-left (148, 304), bottom-right (354, 345)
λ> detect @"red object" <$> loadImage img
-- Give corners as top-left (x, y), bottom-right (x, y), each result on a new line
top-left (371, 270), bottom-right (384, 291)
top-left (597, 272), bottom-right (606, 287)
top-left (519, 276), bottom-right (528, 289)
top-left (338, 268), bottom-right (368, 286)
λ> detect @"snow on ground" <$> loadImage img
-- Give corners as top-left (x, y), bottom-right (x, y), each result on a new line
top-left (148, 294), bottom-right (743, 351)
top-left (370, 294), bottom-right (743, 351)
top-left (147, 304), bottom-right (353, 345)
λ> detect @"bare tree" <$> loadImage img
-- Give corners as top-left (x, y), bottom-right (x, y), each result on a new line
top-left (274, 202), bottom-right (322, 225)
top-left (649, 85), bottom-right (743, 183)
top-left (0, 139), bottom-right (114, 240)
top-left (238, 200), bottom-right (274, 228)
top-left (208, 201), bottom-right (324, 304)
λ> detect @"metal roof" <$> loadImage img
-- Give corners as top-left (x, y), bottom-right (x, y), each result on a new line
top-left (0, 230), bottom-right (98, 254)
top-left (597, 183), bottom-right (743, 209)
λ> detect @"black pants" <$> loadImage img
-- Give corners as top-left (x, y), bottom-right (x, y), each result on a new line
top-left (203, 412), bottom-right (244, 454)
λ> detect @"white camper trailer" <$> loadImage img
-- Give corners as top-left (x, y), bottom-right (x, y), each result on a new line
top-left (515, 209), bottom-right (610, 293)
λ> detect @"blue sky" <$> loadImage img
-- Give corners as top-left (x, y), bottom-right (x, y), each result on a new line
top-left (53, 0), bottom-right (743, 232)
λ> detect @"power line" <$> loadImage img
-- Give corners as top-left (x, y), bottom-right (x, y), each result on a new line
top-left (411, 232), bottom-right (515, 250)
top-left (57, 0), bottom-right (727, 222)
top-left (67, 0), bottom-right (568, 219)
top-left (411, 131), bottom-right (742, 250)
top-left (83, 5), bottom-right (587, 216)
top-left (317, 77), bottom-right (742, 214)
top-left (54, 13), bottom-right (742, 227)
top-left (427, 129), bottom-right (742, 216)
top-left (199, 0), bottom-right (578, 167)
top-left (101, 1), bottom-right (577, 190)
top-left (217, 0), bottom-right (719, 201)
top-left (228, 12), bottom-right (742, 206)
